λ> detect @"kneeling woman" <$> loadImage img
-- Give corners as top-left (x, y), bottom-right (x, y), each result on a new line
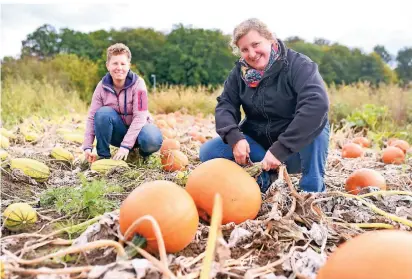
top-left (82, 43), bottom-right (162, 162)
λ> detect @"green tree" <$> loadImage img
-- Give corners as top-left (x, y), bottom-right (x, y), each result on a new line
top-left (314, 38), bottom-right (330, 46)
top-left (21, 24), bottom-right (60, 58)
top-left (155, 24), bottom-right (236, 86)
top-left (373, 45), bottom-right (392, 64)
top-left (395, 47), bottom-right (412, 85)
top-left (59, 28), bottom-right (95, 59)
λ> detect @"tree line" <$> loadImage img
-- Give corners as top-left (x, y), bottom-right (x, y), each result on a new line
top-left (3, 23), bottom-right (412, 87)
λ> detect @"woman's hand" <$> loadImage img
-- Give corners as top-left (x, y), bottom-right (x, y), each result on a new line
top-left (84, 149), bottom-right (97, 163)
top-left (113, 147), bottom-right (130, 161)
top-left (261, 150), bottom-right (281, 171)
top-left (233, 139), bottom-right (250, 165)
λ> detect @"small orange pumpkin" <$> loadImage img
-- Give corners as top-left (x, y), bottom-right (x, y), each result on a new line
top-left (387, 137), bottom-right (398, 146)
top-left (317, 230), bottom-right (412, 279)
top-left (382, 146), bottom-right (405, 164)
top-left (352, 136), bottom-right (370, 148)
top-left (156, 119), bottom-right (169, 129)
top-left (161, 150), bottom-right (189, 172)
top-left (390, 139), bottom-right (410, 154)
top-left (161, 128), bottom-right (176, 139)
top-left (119, 180), bottom-right (199, 253)
top-left (345, 168), bottom-right (386, 195)
top-left (160, 139), bottom-right (180, 156)
top-left (166, 117), bottom-right (176, 128)
top-left (341, 143), bottom-right (364, 158)
top-left (185, 158), bottom-right (262, 225)
top-left (193, 134), bottom-right (207, 143)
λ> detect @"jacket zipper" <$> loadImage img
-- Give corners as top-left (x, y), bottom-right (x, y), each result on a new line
top-left (116, 89), bottom-right (125, 123)
top-left (259, 80), bottom-right (273, 145)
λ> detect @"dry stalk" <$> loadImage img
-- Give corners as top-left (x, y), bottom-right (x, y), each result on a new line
top-left (332, 222), bottom-right (395, 229)
top-left (6, 265), bottom-right (92, 276)
top-left (331, 191), bottom-right (412, 227)
top-left (281, 166), bottom-right (304, 202)
top-left (121, 215), bottom-right (170, 277)
top-left (14, 215), bottom-right (103, 251)
top-left (244, 240), bottom-right (311, 279)
top-left (5, 240), bottom-right (127, 265)
top-left (124, 241), bottom-right (177, 279)
top-left (200, 193), bottom-right (223, 279)
top-left (18, 239), bottom-right (73, 258)
top-left (358, 190), bottom-right (412, 198)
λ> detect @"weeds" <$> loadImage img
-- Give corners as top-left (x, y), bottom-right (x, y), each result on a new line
top-left (40, 175), bottom-right (122, 218)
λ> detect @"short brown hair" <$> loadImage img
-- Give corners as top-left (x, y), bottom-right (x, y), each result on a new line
top-left (231, 18), bottom-right (277, 55)
top-left (106, 43), bottom-right (131, 62)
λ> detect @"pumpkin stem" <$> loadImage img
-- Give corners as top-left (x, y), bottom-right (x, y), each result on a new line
top-left (125, 234), bottom-right (147, 258)
top-left (244, 162), bottom-right (263, 178)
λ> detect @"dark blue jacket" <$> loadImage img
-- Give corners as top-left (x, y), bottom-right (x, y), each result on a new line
top-left (215, 39), bottom-right (329, 162)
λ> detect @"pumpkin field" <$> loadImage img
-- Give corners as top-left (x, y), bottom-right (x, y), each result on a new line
top-left (1, 107), bottom-right (412, 279)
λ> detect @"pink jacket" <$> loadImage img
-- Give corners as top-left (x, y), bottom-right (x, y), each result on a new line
top-left (83, 71), bottom-right (150, 150)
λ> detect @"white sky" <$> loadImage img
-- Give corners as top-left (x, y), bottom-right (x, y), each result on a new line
top-left (1, 0), bottom-right (412, 59)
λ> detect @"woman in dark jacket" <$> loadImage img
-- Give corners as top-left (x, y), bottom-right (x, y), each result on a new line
top-left (200, 18), bottom-right (330, 193)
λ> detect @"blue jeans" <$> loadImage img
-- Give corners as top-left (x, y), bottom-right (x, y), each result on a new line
top-left (199, 124), bottom-right (330, 193)
top-left (94, 106), bottom-right (163, 158)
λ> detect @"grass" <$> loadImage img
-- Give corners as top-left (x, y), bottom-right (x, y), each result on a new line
top-left (40, 175), bottom-right (123, 219)
top-left (1, 77), bottom-right (87, 128)
top-left (2, 76), bottom-right (412, 142)
top-left (149, 85), bottom-right (219, 115)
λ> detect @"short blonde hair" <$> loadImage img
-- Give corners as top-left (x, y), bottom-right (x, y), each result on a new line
top-left (231, 18), bottom-right (277, 55)
top-left (106, 43), bottom-right (131, 62)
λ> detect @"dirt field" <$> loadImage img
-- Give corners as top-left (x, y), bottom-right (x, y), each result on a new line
top-left (1, 113), bottom-right (411, 279)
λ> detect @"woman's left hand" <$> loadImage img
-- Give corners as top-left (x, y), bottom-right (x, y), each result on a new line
top-left (113, 147), bottom-right (130, 160)
top-left (261, 151), bottom-right (281, 171)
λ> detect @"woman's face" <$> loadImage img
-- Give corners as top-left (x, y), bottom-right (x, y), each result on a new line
top-left (106, 54), bottom-right (130, 82)
top-left (237, 29), bottom-right (273, 70)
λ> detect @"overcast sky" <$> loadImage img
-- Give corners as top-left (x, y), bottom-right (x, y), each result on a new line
top-left (1, 0), bottom-right (412, 59)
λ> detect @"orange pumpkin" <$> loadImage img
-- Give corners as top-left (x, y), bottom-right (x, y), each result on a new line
top-left (185, 158), bottom-right (262, 225)
top-left (160, 139), bottom-right (180, 156)
top-left (341, 143), bottom-right (364, 158)
top-left (345, 168), bottom-right (386, 195)
top-left (193, 134), bottom-right (207, 143)
top-left (119, 180), bottom-right (199, 253)
top-left (156, 119), bottom-right (169, 129)
top-left (390, 139), bottom-right (410, 154)
top-left (352, 136), bottom-right (370, 148)
top-left (161, 150), bottom-right (189, 172)
top-left (161, 128), bottom-right (176, 139)
top-left (382, 146), bottom-right (405, 164)
top-left (166, 117), bottom-right (176, 128)
top-left (317, 230), bottom-right (412, 279)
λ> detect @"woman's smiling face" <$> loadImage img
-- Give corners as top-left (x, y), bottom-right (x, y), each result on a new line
top-left (106, 54), bottom-right (130, 82)
top-left (237, 29), bottom-right (273, 70)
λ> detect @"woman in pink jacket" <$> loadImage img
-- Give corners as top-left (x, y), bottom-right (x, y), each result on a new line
top-left (82, 43), bottom-right (162, 162)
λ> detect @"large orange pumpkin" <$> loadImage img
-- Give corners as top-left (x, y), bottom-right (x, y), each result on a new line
top-left (317, 230), bottom-right (412, 279)
top-left (382, 146), bottom-right (405, 164)
top-left (119, 180), bottom-right (199, 253)
top-left (345, 168), bottom-right (386, 195)
top-left (161, 150), bottom-right (189, 172)
top-left (185, 158), bottom-right (262, 225)
top-left (341, 142), bottom-right (364, 158)
top-left (352, 136), bottom-right (370, 148)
